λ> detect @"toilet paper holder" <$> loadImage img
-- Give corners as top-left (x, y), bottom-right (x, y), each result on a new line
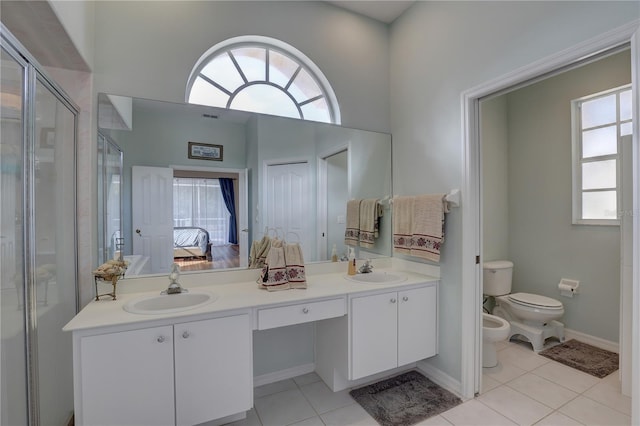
top-left (558, 278), bottom-right (580, 297)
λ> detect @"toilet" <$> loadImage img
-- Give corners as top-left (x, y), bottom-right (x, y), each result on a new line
top-left (482, 313), bottom-right (510, 368)
top-left (484, 260), bottom-right (565, 352)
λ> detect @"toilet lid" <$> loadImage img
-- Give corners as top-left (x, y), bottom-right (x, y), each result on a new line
top-left (508, 292), bottom-right (563, 309)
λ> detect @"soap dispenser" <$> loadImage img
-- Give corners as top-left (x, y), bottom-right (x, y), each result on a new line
top-left (347, 248), bottom-right (356, 275)
top-left (331, 244), bottom-right (338, 262)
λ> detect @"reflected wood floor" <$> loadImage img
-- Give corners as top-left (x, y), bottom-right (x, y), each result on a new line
top-left (174, 245), bottom-right (239, 271)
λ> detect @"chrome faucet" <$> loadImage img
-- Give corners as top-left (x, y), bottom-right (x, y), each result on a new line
top-left (358, 259), bottom-right (373, 274)
top-left (163, 263), bottom-right (188, 295)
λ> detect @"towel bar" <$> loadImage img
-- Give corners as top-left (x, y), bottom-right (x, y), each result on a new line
top-left (387, 189), bottom-right (461, 209)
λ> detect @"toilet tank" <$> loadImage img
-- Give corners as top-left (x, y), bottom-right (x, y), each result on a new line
top-left (483, 260), bottom-right (513, 296)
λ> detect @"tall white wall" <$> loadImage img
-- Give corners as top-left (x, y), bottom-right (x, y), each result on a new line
top-left (93, 1), bottom-right (391, 133)
top-left (390, 0), bottom-right (638, 383)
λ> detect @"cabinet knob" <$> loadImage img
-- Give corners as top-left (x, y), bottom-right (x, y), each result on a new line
top-left (302, 307), bottom-right (309, 314)
top-left (182, 331), bottom-right (190, 339)
top-left (157, 336), bottom-right (165, 343)
top-left (403, 296), bottom-right (409, 302)
top-left (390, 298), bottom-right (396, 304)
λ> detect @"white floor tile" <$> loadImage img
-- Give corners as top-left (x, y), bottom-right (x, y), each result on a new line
top-left (415, 414), bottom-right (454, 425)
top-left (294, 372), bottom-right (323, 387)
top-left (300, 381), bottom-right (355, 414)
top-left (530, 362), bottom-right (600, 393)
top-left (482, 361), bottom-right (527, 384)
top-left (289, 417), bottom-right (326, 426)
top-left (583, 382), bottom-right (632, 416)
top-left (224, 408), bottom-right (262, 426)
top-left (254, 378), bottom-right (298, 398)
top-left (498, 345), bottom-right (550, 371)
top-left (320, 403), bottom-right (377, 426)
top-left (254, 388), bottom-right (317, 426)
top-left (481, 374), bottom-right (501, 393)
top-left (507, 373), bottom-right (578, 410)
top-left (534, 411), bottom-right (584, 425)
top-left (440, 399), bottom-right (516, 425)
top-left (559, 395), bottom-right (631, 426)
top-left (478, 386), bottom-right (553, 425)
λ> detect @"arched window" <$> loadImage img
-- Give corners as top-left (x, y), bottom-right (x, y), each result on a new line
top-left (186, 36), bottom-right (340, 124)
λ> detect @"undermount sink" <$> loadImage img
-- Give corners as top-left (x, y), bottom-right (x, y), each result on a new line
top-left (344, 271), bottom-right (407, 284)
top-left (123, 290), bottom-right (217, 315)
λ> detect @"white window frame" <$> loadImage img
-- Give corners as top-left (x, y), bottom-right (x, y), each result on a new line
top-left (571, 84), bottom-right (631, 226)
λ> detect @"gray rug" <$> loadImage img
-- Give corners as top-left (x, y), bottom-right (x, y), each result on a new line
top-left (349, 371), bottom-right (462, 426)
top-left (539, 339), bottom-right (619, 378)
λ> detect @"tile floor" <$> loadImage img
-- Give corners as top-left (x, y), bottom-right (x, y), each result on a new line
top-left (227, 340), bottom-right (631, 426)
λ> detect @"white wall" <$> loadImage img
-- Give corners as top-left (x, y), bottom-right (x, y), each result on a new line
top-left (49, 0), bottom-right (95, 70)
top-left (93, 1), bottom-right (391, 134)
top-left (390, 0), bottom-right (638, 383)
top-left (505, 51), bottom-right (629, 342)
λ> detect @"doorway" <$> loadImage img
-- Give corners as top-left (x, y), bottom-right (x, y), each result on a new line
top-left (460, 24), bottom-right (639, 416)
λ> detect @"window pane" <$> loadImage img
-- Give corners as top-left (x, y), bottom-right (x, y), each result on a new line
top-left (231, 84), bottom-right (300, 118)
top-left (268, 50), bottom-right (298, 88)
top-left (582, 125), bottom-right (616, 158)
top-left (188, 76), bottom-right (229, 108)
top-left (582, 191), bottom-right (617, 220)
top-left (301, 97), bottom-right (330, 123)
top-left (620, 89), bottom-right (632, 121)
top-left (582, 159), bottom-right (616, 190)
top-left (289, 68), bottom-right (322, 103)
top-left (581, 94), bottom-right (616, 128)
top-left (201, 53), bottom-right (244, 92)
top-left (231, 47), bottom-right (266, 82)
top-left (621, 121), bottom-right (632, 136)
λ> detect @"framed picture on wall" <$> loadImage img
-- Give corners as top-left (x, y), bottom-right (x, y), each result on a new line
top-left (188, 142), bottom-right (223, 161)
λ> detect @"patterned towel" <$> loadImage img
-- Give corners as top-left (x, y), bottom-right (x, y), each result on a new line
top-left (284, 242), bottom-right (306, 289)
top-left (359, 198), bottom-right (381, 248)
top-left (345, 199), bottom-right (361, 246)
top-left (393, 196), bottom-right (414, 255)
top-left (257, 238), bottom-right (290, 291)
top-left (410, 194), bottom-right (448, 263)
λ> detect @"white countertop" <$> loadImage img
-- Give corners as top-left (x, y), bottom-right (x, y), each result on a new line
top-left (64, 266), bottom-right (438, 333)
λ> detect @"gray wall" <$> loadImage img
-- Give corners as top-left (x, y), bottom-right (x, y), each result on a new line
top-left (389, 1), bottom-right (637, 382)
top-left (502, 50), bottom-right (629, 342)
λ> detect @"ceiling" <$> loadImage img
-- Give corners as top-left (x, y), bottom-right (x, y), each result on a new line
top-left (327, 1), bottom-right (415, 24)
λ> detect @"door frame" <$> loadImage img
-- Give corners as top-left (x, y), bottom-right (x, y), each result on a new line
top-left (460, 20), bottom-right (640, 422)
top-left (317, 145), bottom-right (349, 260)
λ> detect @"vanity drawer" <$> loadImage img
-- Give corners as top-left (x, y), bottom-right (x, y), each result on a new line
top-left (257, 298), bottom-right (346, 330)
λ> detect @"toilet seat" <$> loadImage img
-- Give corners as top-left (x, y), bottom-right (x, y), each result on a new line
top-left (508, 292), bottom-right (563, 310)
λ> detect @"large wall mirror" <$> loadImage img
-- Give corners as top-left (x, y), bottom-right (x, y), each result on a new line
top-left (97, 93), bottom-right (392, 277)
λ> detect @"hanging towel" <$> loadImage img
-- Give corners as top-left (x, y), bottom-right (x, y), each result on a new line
top-left (393, 196), bottom-right (414, 255)
top-left (345, 199), bottom-right (361, 246)
top-left (284, 242), bottom-right (307, 289)
top-left (249, 235), bottom-right (272, 269)
top-left (258, 238), bottom-right (290, 291)
top-left (410, 194), bottom-right (449, 263)
top-left (359, 198), bottom-right (380, 248)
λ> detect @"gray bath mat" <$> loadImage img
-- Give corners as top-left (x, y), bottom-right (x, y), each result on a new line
top-left (349, 371), bottom-right (462, 426)
top-left (539, 339), bottom-right (618, 378)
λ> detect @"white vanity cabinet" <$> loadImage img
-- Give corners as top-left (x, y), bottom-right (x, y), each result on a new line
top-left (73, 313), bottom-right (252, 426)
top-left (350, 285), bottom-right (437, 380)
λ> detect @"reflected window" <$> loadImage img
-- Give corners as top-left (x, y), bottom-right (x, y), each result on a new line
top-left (572, 85), bottom-right (631, 225)
top-left (186, 36), bottom-right (340, 124)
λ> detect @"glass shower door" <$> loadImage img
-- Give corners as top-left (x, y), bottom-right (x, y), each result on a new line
top-left (1, 43), bottom-right (28, 426)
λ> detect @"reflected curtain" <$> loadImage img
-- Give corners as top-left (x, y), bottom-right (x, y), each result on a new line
top-left (219, 178), bottom-right (238, 244)
top-left (173, 178), bottom-right (230, 245)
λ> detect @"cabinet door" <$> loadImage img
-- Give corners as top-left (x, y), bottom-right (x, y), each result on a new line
top-left (350, 292), bottom-right (397, 380)
top-left (398, 286), bottom-right (437, 366)
top-left (174, 314), bottom-right (252, 425)
top-left (79, 326), bottom-right (174, 426)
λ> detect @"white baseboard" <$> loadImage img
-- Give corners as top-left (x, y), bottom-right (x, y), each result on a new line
top-left (416, 359), bottom-right (464, 399)
top-left (564, 328), bottom-right (619, 354)
top-left (253, 363), bottom-right (316, 388)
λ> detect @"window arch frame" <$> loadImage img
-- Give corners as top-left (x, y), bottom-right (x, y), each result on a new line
top-left (185, 35), bottom-right (341, 124)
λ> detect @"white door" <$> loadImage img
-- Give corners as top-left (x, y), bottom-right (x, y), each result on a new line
top-left (79, 326), bottom-right (175, 425)
top-left (398, 286), bottom-right (437, 365)
top-left (350, 292), bottom-right (397, 379)
top-left (265, 162), bottom-right (312, 258)
top-left (174, 314), bottom-right (252, 425)
top-left (132, 166), bottom-right (173, 274)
